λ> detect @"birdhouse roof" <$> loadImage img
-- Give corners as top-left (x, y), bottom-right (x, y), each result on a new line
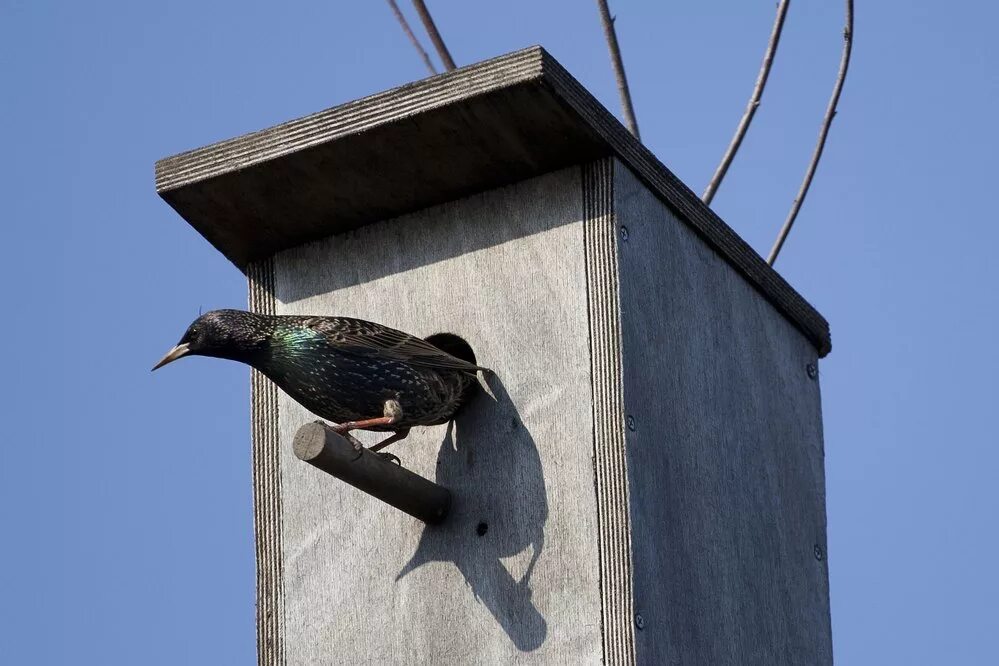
top-left (155, 46), bottom-right (830, 357)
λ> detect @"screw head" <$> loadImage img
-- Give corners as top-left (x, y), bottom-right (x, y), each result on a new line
top-left (814, 544), bottom-right (824, 561)
top-left (806, 363), bottom-right (818, 380)
top-left (627, 415), bottom-right (637, 431)
top-left (635, 613), bottom-right (645, 630)
top-left (620, 225), bottom-right (630, 241)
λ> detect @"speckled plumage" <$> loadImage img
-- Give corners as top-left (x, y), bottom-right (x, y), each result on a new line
top-left (154, 309), bottom-right (488, 432)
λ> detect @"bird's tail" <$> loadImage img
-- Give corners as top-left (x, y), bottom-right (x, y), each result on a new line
top-left (475, 369), bottom-right (496, 400)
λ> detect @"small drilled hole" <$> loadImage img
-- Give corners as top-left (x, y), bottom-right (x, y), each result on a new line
top-left (476, 522), bottom-right (489, 537)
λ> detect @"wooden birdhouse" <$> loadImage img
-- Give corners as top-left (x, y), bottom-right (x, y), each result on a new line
top-left (156, 47), bottom-right (832, 665)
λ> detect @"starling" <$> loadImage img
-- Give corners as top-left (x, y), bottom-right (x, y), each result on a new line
top-left (153, 309), bottom-right (489, 455)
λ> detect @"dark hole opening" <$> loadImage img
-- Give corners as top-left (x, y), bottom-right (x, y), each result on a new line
top-left (425, 333), bottom-right (483, 410)
top-left (476, 522), bottom-right (489, 537)
top-left (424, 332), bottom-right (477, 366)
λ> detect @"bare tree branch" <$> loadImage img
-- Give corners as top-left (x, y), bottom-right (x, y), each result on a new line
top-left (411, 0), bottom-right (456, 71)
top-left (702, 0), bottom-right (790, 206)
top-left (768, 0), bottom-right (854, 266)
top-left (386, 0), bottom-right (438, 75)
top-left (596, 0), bottom-right (640, 139)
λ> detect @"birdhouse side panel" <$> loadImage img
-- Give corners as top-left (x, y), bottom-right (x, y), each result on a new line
top-left (266, 166), bottom-right (605, 664)
top-left (613, 161), bottom-right (833, 665)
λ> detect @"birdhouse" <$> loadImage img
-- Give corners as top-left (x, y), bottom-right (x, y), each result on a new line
top-left (156, 47), bottom-right (832, 665)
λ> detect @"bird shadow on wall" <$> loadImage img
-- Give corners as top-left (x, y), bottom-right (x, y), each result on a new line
top-left (397, 376), bottom-right (549, 652)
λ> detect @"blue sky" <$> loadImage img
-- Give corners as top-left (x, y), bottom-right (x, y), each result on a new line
top-left (2, 1), bottom-right (997, 663)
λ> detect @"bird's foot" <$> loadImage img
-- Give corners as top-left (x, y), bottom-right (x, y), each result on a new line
top-left (375, 451), bottom-right (402, 465)
top-left (330, 426), bottom-right (366, 452)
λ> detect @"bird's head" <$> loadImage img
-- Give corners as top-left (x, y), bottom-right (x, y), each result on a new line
top-left (152, 309), bottom-right (270, 371)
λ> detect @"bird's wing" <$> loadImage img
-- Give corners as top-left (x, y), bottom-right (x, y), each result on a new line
top-left (303, 317), bottom-right (489, 373)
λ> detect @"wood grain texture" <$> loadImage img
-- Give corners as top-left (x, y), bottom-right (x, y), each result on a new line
top-left (613, 162), bottom-right (833, 665)
top-left (247, 258), bottom-right (286, 665)
top-left (271, 168), bottom-right (603, 663)
top-left (155, 46), bottom-right (829, 359)
top-left (583, 159), bottom-right (636, 665)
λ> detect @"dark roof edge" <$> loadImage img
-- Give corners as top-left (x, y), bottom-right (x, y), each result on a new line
top-left (155, 48), bottom-right (545, 193)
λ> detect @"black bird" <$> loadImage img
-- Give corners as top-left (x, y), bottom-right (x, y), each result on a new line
top-left (153, 309), bottom-right (489, 455)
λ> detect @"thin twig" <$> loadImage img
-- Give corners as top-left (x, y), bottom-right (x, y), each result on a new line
top-left (386, 0), bottom-right (438, 75)
top-left (702, 0), bottom-right (790, 206)
top-left (768, 0), bottom-right (854, 266)
top-left (596, 0), bottom-right (640, 139)
top-left (411, 0), bottom-right (456, 70)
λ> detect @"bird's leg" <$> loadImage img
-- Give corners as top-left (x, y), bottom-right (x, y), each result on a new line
top-left (368, 429), bottom-right (409, 466)
top-left (332, 400), bottom-right (402, 433)
top-left (334, 416), bottom-right (396, 431)
top-left (331, 400), bottom-right (404, 453)
top-left (369, 429), bottom-right (410, 453)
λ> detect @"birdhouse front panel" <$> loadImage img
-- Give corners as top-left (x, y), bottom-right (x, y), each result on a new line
top-left (255, 166), bottom-right (611, 664)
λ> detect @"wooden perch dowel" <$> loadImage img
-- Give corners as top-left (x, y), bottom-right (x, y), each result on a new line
top-left (292, 422), bottom-right (451, 524)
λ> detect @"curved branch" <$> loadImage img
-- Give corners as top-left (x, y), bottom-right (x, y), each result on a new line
top-left (411, 0), bottom-right (456, 71)
top-left (596, 0), bottom-right (640, 139)
top-left (768, 0), bottom-right (854, 266)
top-left (386, 0), bottom-right (438, 75)
top-left (702, 0), bottom-right (790, 206)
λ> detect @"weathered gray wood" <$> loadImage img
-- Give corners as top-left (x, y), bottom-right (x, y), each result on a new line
top-left (293, 422), bottom-right (451, 525)
top-left (156, 46), bottom-right (829, 359)
top-left (271, 167), bottom-right (603, 664)
top-left (613, 161), bottom-right (832, 665)
top-left (583, 159), bottom-right (636, 664)
top-left (247, 258), bottom-right (284, 664)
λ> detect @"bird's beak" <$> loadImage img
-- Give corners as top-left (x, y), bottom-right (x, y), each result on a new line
top-left (152, 343), bottom-right (191, 371)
